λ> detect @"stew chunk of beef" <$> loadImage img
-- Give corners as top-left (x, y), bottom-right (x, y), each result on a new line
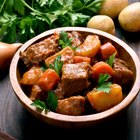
top-left (70, 31), bottom-right (84, 47)
top-left (29, 85), bottom-right (45, 101)
top-left (56, 95), bottom-right (86, 115)
top-left (113, 58), bottom-right (134, 86)
top-left (61, 62), bottom-right (91, 97)
top-left (20, 32), bottom-right (60, 68)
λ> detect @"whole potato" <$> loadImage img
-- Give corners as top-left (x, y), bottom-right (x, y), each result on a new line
top-left (99, 0), bottom-right (129, 19)
top-left (118, 2), bottom-right (140, 32)
top-left (87, 15), bottom-right (115, 35)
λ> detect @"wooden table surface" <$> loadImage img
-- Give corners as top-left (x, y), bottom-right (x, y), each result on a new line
top-left (0, 0), bottom-right (140, 139)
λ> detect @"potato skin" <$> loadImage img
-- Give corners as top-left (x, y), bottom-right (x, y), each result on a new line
top-left (87, 15), bottom-right (115, 35)
top-left (99, 0), bottom-right (128, 19)
top-left (118, 2), bottom-right (140, 32)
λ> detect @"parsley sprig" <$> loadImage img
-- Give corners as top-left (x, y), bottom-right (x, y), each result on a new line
top-left (96, 74), bottom-right (112, 93)
top-left (58, 30), bottom-right (75, 50)
top-left (41, 55), bottom-right (63, 76)
top-left (49, 55), bottom-right (63, 76)
top-left (106, 53), bottom-right (116, 67)
top-left (0, 0), bottom-right (103, 43)
top-left (31, 91), bottom-right (58, 112)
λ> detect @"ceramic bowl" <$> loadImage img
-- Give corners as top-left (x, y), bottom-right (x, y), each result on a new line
top-left (9, 27), bottom-right (140, 128)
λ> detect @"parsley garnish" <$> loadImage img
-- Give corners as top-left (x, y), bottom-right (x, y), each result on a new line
top-left (31, 91), bottom-right (58, 112)
top-left (106, 53), bottom-right (116, 67)
top-left (31, 99), bottom-right (48, 110)
top-left (40, 62), bottom-right (48, 71)
top-left (49, 55), bottom-right (63, 76)
top-left (41, 55), bottom-right (63, 76)
top-left (59, 30), bottom-right (74, 49)
top-left (96, 74), bottom-right (112, 93)
top-left (46, 91), bottom-right (58, 111)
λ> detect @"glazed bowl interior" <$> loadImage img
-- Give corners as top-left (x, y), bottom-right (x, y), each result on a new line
top-left (9, 27), bottom-right (140, 128)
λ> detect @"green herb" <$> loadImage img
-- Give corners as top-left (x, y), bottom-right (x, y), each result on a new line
top-left (106, 52), bottom-right (116, 67)
top-left (31, 91), bottom-right (58, 112)
top-left (31, 99), bottom-right (48, 110)
top-left (49, 55), bottom-right (63, 76)
top-left (46, 91), bottom-right (58, 111)
top-left (97, 73), bottom-right (112, 93)
top-left (59, 30), bottom-right (73, 49)
top-left (40, 62), bottom-right (48, 71)
top-left (40, 55), bottom-right (63, 75)
top-left (0, 0), bottom-right (103, 43)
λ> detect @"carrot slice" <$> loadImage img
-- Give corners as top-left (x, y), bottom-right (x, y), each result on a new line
top-left (73, 56), bottom-right (91, 64)
top-left (38, 68), bottom-right (60, 91)
top-left (100, 42), bottom-right (118, 60)
top-left (91, 61), bottom-right (113, 80)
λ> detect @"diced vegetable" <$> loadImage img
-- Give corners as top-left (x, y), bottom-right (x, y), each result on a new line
top-left (73, 56), bottom-right (91, 64)
top-left (45, 47), bottom-right (74, 66)
top-left (99, 42), bottom-right (118, 60)
top-left (20, 66), bottom-right (43, 85)
top-left (91, 61), bottom-right (113, 81)
top-left (75, 35), bottom-right (101, 58)
top-left (38, 68), bottom-right (60, 91)
top-left (87, 84), bottom-right (123, 112)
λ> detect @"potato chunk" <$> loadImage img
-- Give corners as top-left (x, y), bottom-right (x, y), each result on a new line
top-left (87, 84), bottom-right (123, 112)
top-left (45, 46), bottom-right (74, 66)
top-left (75, 35), bottom-right (101, 58)
top-left (20, 66), bottom-right (43, 85)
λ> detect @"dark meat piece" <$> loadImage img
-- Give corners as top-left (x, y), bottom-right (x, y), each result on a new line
top-left (53, 82), bottom-right (64, 99)
top-left (61, 62), bottom-right (91, 97)
top-left (56, 95), bottom-right (86, 115)
top-left (113, 58), bottom-right (134, 86)
top-left (71, 31), bottom-right (84, 47)
top-left (20, 32), bottom-right (60, 67)
top-left (29, 85), bottom-right (45, 101)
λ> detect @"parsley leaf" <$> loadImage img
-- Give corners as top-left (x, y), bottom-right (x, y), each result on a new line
top-left (36, 0), bottom-right (48, 7)
top-left (31, 99), bottom-right (48, 110)
top-left (59, 30), bottom-right (73, 49)
top-left (84, 0), bottom-right (104, 13)
top-left (69, 13), bottom-right (90, 26)
top-left (18, 16), bottom-right (35, 42)
top-left (97, 74), bottom-right (112, 93)
top-left (40, 62), bottom-right (48, 71)
top-left (46, 91), bottom-right (58, 111)
top-left (14, 0), bottom-right (25, 15)
top-left (49, 55), bottom-right (63, 76)
top-left (31, 91), bottom-right (58, 112)
top-left (40, 55), bottom-right (63, 75)
top-left (106, 53), bottom-right (116, 67)
top-left (0, 12), bottom-right (17, 43)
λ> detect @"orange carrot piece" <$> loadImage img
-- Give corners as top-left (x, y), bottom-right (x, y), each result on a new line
top-left (100, 42), bottom-right (118, 60)
top-left (38, 68), bottom-right (60, 91)
top-left (91, 61), bottom-right (113, 80)
top-left (73, 56), bottom-right (91, 64)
